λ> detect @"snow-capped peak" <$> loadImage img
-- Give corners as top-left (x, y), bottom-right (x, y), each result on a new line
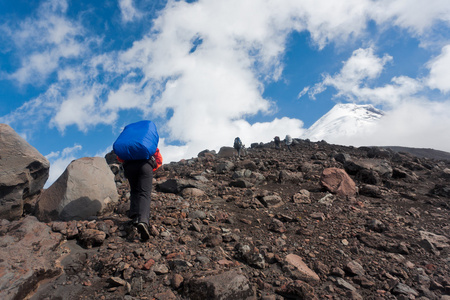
top-left (303, 103), bottom-right (384, 142)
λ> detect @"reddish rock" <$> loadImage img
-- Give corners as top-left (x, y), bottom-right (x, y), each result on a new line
top-left (0, 216), bottom-right (63, 300)
top-left (320, 168), bottom-right (356, 197)
top-left (143, 259), bottom-right (156, 270)
top-left (285, 254), bottom-right (320, 283)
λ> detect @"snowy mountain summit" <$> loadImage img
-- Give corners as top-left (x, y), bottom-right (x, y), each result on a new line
top-left (303, 103), bottom-right (384, 142)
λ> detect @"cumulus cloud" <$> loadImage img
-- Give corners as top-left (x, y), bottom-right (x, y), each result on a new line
top-left (308, 48), bottom-right (424, 107)
top-left (369, 0), bottom-right (450, 36)
top-left (2, 0), bottom-right (87, 85)
top-left (51, 84), bottom-right (116, 132)
top-left (2, 0), bottom-right (450, 166)
top-left (427, 44), bottom-right (450, 93)
top-left (45, 144), bottom-right (82, 188)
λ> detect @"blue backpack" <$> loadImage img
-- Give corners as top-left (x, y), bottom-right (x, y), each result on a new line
top-left (234, 137), bottom-right (242, 149)
top-left (113, 120), bottom-right (159, 161)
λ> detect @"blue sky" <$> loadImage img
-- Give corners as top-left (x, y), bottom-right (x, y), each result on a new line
top-left (1, 0), bottom-right (450, 186)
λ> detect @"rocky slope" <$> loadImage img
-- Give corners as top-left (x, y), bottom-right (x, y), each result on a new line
top-left (3, 139), bottom-right (450, 300)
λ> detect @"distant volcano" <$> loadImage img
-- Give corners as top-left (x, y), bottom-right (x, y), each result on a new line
top-left (303, 103), bottom-right (384, 142)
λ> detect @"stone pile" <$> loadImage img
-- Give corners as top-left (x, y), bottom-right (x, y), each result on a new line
top-left (1, 137), bottom-right (449, 300)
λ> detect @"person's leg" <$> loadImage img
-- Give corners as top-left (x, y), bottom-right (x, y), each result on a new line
top-left (125, 160), bottom-right (152, 240)
top-left (136, 162), bottom-right (153, 225)
top-left (134, 162), bottom-right (152, 240)
top-left (123, 162), bottom-right (140, 223)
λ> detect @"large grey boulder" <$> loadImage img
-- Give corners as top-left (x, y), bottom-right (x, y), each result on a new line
top-left (35, 157), bottom-right (119, 221)
top-left (0, 124), bottom-right (49, 220)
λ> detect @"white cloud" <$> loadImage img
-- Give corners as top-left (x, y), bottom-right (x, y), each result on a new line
top-left (3, 0), bottom-right (86, 85)
top-left (297, 86), bottom-right (309, 99)
top-left (309, 48), bottom-right (423, 107)
top-left (3, 0), bottom-right (450, 166)
top-left (0, 85), bottom-right (61, 135)
top-left (45, 144), bottom-right (82, 188)
top-left (370, 0), bottom-right (450, 36)
top-left (118, 0), bottom-right (143, 23)
top-left (427, 44), bottom-right (450, 93)
top-left (51, 84), bottom-right (116, 132)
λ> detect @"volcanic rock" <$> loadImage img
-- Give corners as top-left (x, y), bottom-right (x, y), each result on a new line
top-left (0, 216), bottom-right (63, 300)
top-left (185, 270), bottom-right (254, 300)
top-left (34, 157), bottom-right (118, 221)
top-left (0, 124), bottom-right (49, 220)
top-left (320, 167), bottom-right (356, 197)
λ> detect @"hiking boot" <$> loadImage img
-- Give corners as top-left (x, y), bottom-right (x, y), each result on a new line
top-left (136, 222), bottom-right (150, 241)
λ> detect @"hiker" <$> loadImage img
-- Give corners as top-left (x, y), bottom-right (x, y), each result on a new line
top-left (113, 120), bottom-right (163, 241)
top-left (285, 135), bottom-right (293, 152)
top-left (274, 136), bottom-right (281, 149)
top-left (234, 137), bottom-right (243, 157)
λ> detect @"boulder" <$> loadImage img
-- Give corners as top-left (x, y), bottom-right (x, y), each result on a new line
top-left (0, 216), bottom-right (63, 300)
top-left (293, 189), bottom-right (311, 204)
top-left (0, 124), bottom-right (50, 220)
top-left (334, 153), bottom-right (351, 164)
top-left (181, 187), bottom-right (207, 198)
top-left (279, 170), bottom-right (303, 184)
top-left (216, 161), bottom-right (235, 174)
top-left (157, 179), bottom-right (202, 194)
top-left (320, 168), bottom-right (356, 198)
top-left (344, 159), bottom-right (393, 179)
top-left (419, 231), bottom-right (449, 250)
top-left (217, 146), bottom-right (237, 158)
top-left (185, 270), bottom-right (254, 300)
top-left (258, 194), bottom-right (284, 208)
top-left (35, 157), bottom-right (118, 221)
top-left (285, 254), bottom-right (320, 283)
top-left (359, 184), bottom-right (383, 198)
top-left (430, 184), bottom-right (450, 198)
top-left (198, 149), bottom-right (216, 158)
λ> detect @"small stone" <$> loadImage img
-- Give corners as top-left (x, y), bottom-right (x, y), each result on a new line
top-left (335, 277), bottom-right (356, 291)
top-left (171, 274), bottom-right (184, 289)
top-left (143, 259), bottom-right (155, 270)
top-left (153, 263), bottom-right (169, 275)
top-left (108, 277), bottom-right (127, 287)
top-left (310, 212), bottom-right (326, 221)
top-left (392, 282), bottom-right (419, 296)
top-left (344, 260), bottom-right (365, 276)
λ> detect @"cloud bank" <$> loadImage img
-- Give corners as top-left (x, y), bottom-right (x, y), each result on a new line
top-left (1, 0), bottom-right (450, 169)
